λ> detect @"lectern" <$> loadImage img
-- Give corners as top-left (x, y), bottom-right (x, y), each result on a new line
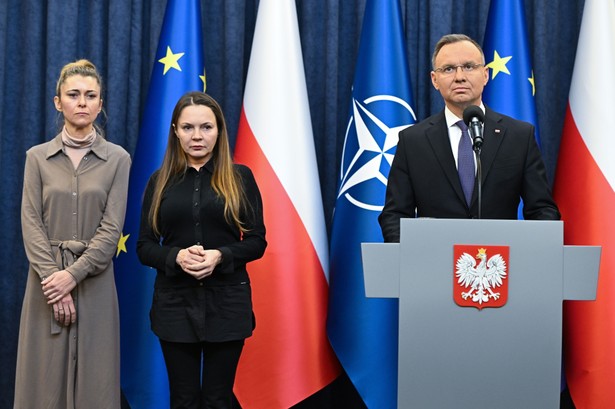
top-left (362, 219), bottom-right (600, 409)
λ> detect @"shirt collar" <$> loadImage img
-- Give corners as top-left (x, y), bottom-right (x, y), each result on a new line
top-left (187, 158), bottom-right (215, 174)
top-left (46, 132), bottom-right (108, 161)
top-left (444, 103), bottom-right (486, 129)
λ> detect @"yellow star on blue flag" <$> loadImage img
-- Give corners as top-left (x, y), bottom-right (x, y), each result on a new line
top-left (115, 232), bottom-right (129, 257)
top-left (158, 46), bottom-right (185, 74)
top-left (528, 70), bottom-right (536, 96)
top-left (199, 68), bottom-right (207, 91)
top-left (486, 50), bottom-right (512, 79)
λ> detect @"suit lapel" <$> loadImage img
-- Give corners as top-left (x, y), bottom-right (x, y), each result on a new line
top-left (425, 111), bottom-right (467, 205)
top-left (478, 109), bottom-right (506, 189)
top-left (424, 108), bottom-right (508, 209)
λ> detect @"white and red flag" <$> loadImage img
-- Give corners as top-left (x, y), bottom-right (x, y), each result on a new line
top-left (232, 0), bottom-right (341, 408)
top-left (553, 0), bottom-right (615, 407)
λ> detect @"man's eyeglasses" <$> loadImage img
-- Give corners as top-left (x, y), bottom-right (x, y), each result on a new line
top-left (434, 63), bottom-right (484, 75)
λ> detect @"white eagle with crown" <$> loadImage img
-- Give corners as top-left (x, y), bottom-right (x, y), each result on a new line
top-left (455, 248), bottom-right (507, 305)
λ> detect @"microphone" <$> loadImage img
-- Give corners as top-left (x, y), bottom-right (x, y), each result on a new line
top-left (462, 105), bottom-right (485, 218)
top-left (462, 105), bottom-right (485, 151)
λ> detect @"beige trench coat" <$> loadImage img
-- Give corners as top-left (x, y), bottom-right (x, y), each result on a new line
top-left (14, 134), bottom-right (130, 409)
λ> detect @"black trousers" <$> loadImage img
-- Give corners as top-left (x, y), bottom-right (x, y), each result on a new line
top-left (159, 339), bottom-right (244, 409)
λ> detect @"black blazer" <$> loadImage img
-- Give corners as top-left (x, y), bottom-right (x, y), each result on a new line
top-left (379, 107), bottom-right (560, 242)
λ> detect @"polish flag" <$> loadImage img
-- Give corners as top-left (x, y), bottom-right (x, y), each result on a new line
top-left (553, 0), bottom-right (615, 407)
top-left (232, 0), bottom-right (341, 408)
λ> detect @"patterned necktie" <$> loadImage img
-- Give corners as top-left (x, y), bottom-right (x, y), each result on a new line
top-left (456, 120), bottom-right (474, 205)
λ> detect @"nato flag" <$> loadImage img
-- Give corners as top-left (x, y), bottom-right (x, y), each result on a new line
top-left (327, 1), bottom-right (416, 407)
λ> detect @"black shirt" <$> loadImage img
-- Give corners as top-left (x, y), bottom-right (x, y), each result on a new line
top-left (137, 161), bottom-right (266, 342)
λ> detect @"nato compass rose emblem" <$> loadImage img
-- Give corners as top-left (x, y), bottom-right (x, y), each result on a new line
top-left (338, 94), bottom-right (416, 211)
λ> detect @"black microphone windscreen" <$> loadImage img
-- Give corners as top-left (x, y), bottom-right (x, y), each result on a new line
top-left (462, 105), bottom-right (484, 126)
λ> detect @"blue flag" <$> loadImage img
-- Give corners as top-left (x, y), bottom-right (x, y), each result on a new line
top-left (114, 1), bottom-right (205, 407)
top-left (482, 0), bottom-right (539, 137)
top-left (482, 0), bottom-right (540, 220)
top-left (326, 1), bottom-right (416, 407)
top-left (483, 2), bottom-right (568, 389)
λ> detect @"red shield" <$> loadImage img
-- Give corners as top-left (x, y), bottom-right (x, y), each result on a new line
top-left (453, 245), bottom-right (509, 309)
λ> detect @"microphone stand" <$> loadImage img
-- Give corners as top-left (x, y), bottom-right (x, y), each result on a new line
top-left (465, 111), bottom-right (484, 219)
top-left (474, 146), bottom-right (482, 219)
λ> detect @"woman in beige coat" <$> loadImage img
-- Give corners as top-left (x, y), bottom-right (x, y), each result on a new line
top-left (13, 60), bottom-right (130, 409)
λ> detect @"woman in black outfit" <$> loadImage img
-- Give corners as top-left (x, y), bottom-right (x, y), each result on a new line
top-left (137, 91), bottom-right (266, 409)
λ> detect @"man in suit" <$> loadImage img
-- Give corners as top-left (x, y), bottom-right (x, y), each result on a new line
top-left (379, 34), bottom-right (560, 242)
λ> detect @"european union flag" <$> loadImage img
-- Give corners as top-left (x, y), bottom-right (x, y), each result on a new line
top-left (114, 1), bottom-right (205, 407)
top-left (483, 0), bottom-right (539, 134)
top-left (482, 0), bottom-right (540, 220)
top-left (326, 1), bottom-right (416, 407)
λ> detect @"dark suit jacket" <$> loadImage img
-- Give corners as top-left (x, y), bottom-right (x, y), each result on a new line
top-left (379, 107), bottom-right (560, 242)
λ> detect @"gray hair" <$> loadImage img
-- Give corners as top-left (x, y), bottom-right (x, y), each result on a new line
top-left (431, 34), bottom-right (485, 70)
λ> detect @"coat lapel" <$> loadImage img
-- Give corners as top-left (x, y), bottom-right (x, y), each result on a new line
top-left (478, 108), bottom-right (506, 190)
top-left (425, 111), bottom-right (467, 205)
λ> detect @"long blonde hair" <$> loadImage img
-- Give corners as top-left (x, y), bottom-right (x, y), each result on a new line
top-left (148, 91), bottom-right (249, 235)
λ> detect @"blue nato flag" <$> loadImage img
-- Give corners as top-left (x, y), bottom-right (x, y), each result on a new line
top-left (113, 0), bottom-right (205, 407)
top-left (326, 0), bottom-right (416, 407)
top-left (482, 0), bottom-right (541, 219)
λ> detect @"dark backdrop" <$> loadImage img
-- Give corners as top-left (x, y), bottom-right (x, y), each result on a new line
top-left (0, 0), bottom-right (584, 407)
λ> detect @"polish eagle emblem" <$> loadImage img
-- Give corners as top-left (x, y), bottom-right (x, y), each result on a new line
top-left (454, 246), bottom-right (509, 309)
